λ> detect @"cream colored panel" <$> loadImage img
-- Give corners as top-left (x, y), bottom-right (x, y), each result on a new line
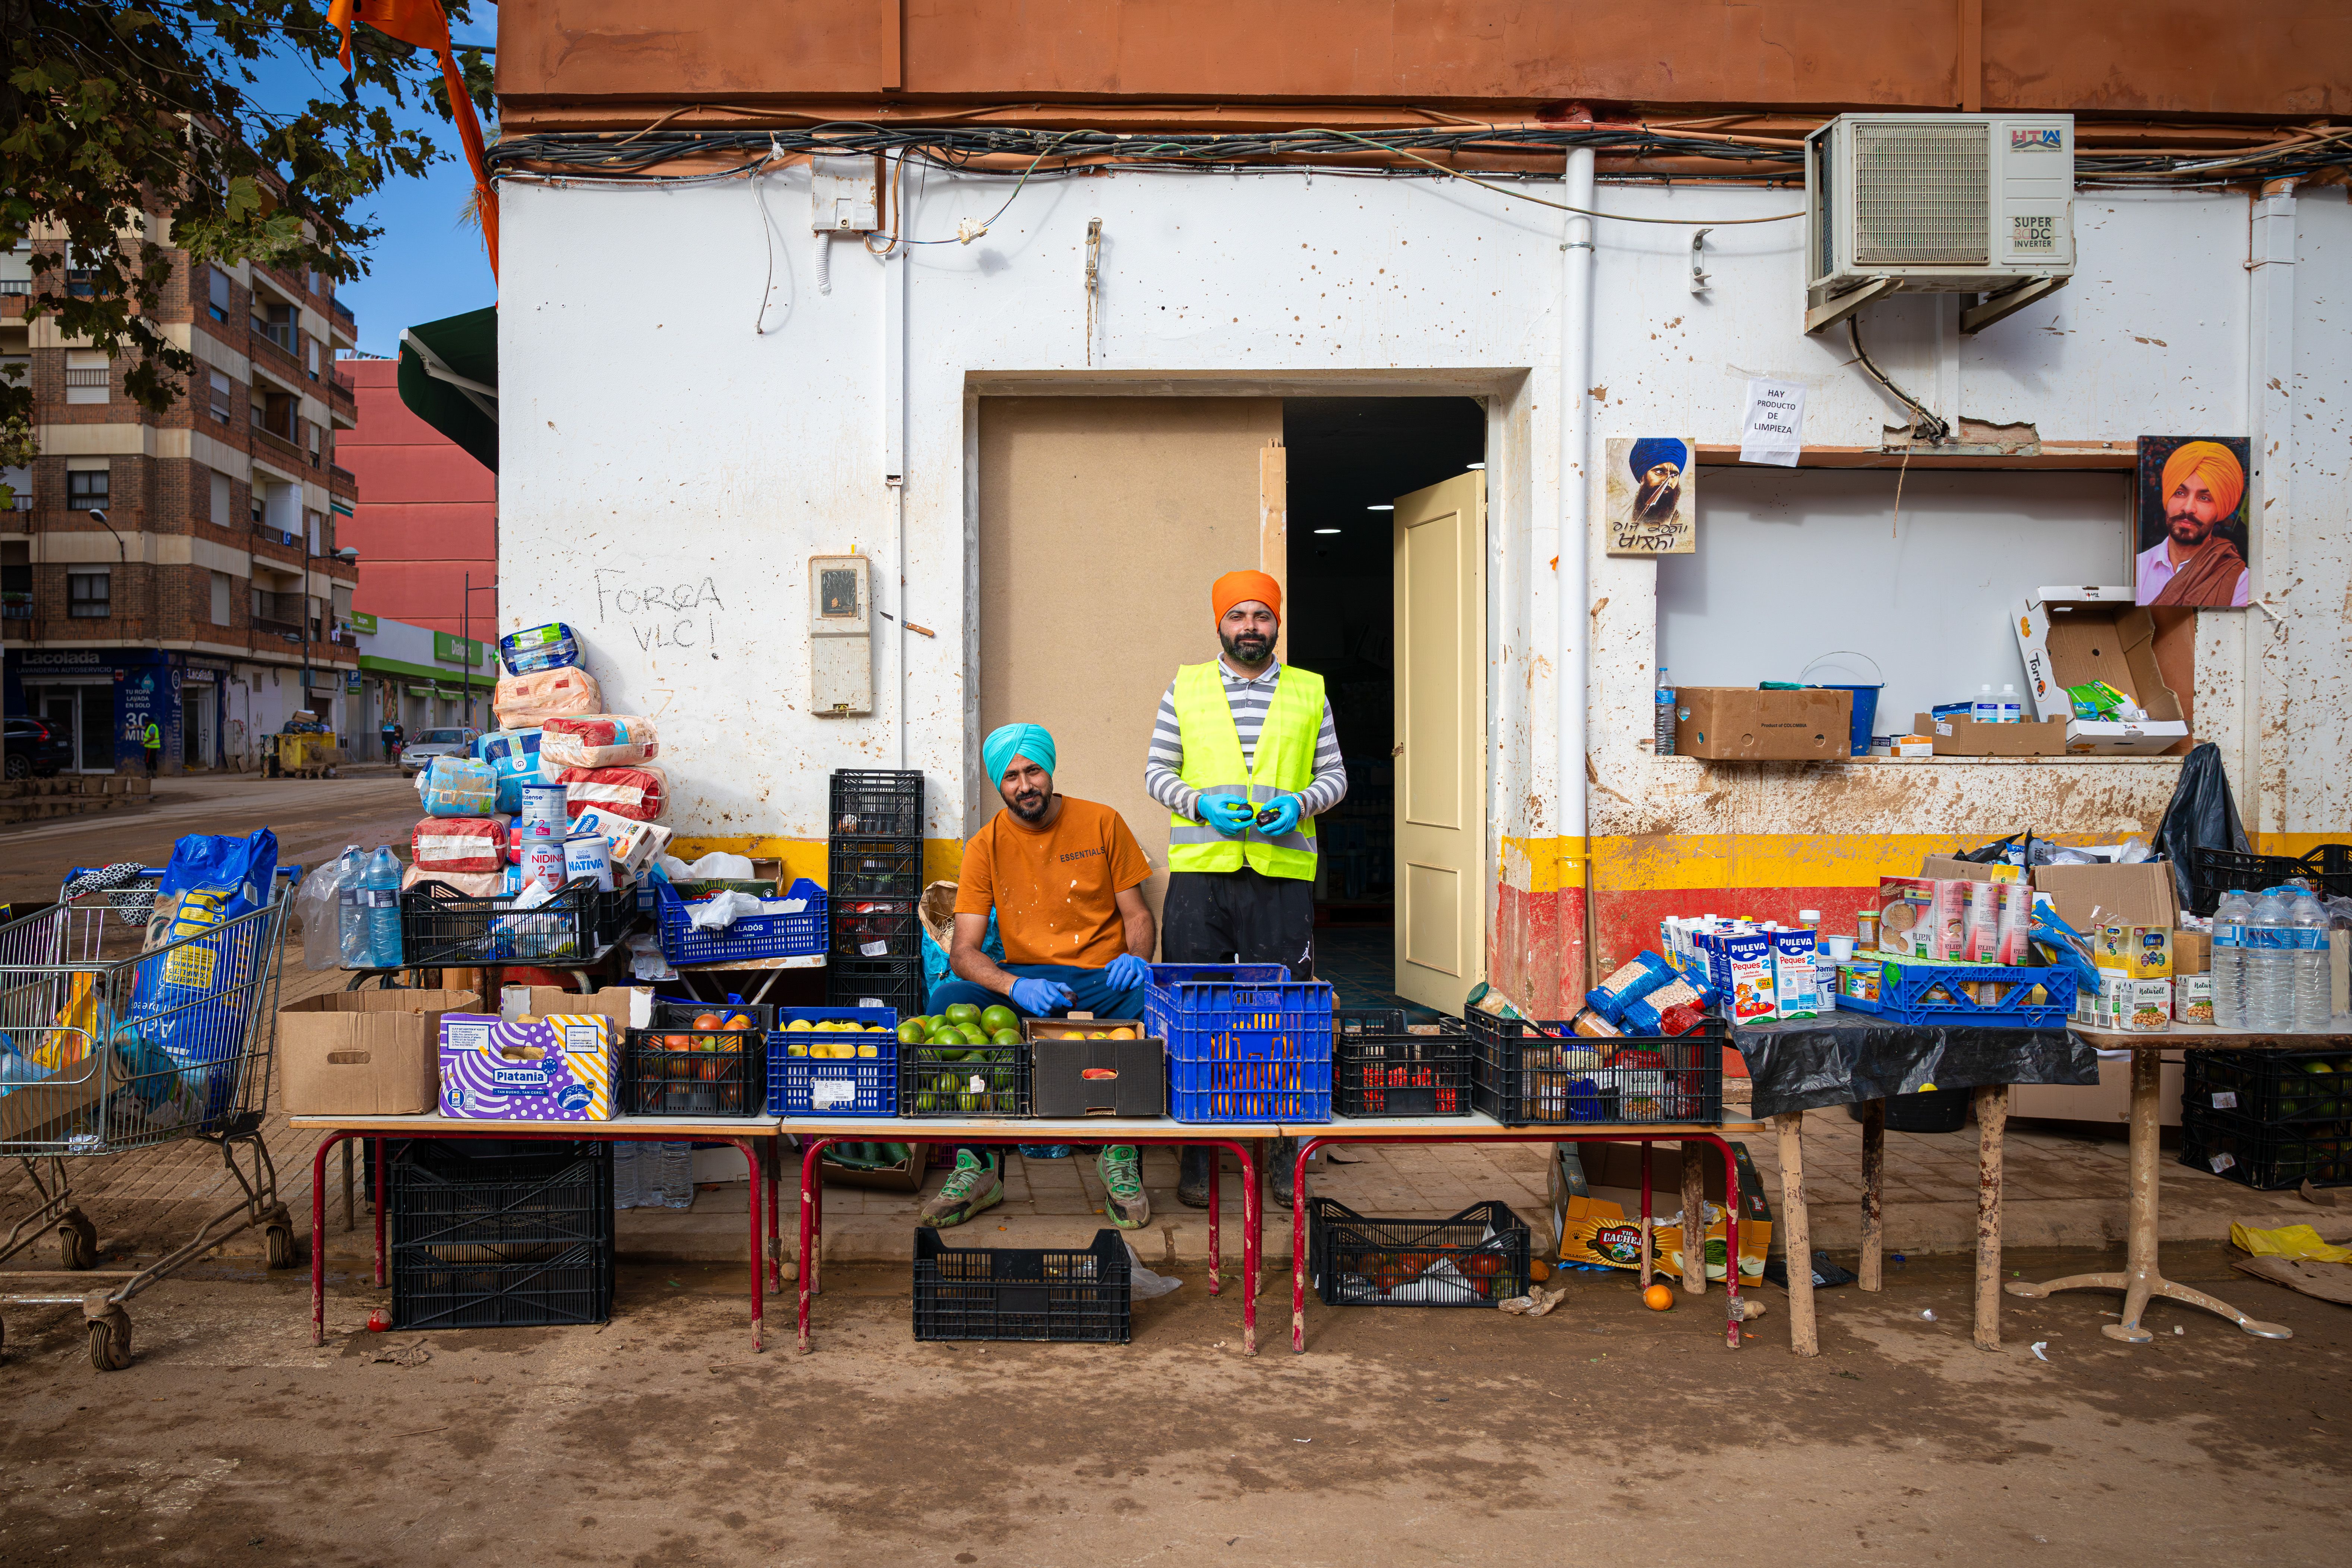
top-left (36, 423), bottom-right (152, 456)
top-left (1403, 505), bottom-right (1463, 830)
top-left (189, 430), bottom-right (249, 478)
top-left (1402, 861), bottom-right (1463, 977)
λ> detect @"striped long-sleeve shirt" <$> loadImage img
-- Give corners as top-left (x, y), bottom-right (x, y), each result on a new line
top-left (1144, 659), bottom-right (1349, 823)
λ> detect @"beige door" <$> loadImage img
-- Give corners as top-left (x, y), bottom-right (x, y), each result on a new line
top-left (1393, 471), bottom-right (1486, 1013)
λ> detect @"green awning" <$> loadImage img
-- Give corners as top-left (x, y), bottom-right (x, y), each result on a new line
top-left (398, 305), bottom-right (497, 473)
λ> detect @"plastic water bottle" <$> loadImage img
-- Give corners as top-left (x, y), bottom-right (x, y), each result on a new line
top-left (638, 1142), bottom-right (696, 1209)
top-left (362, 845), bottom-right (404, 970)
top-left (2247, 888), bottom-right (2292, 1032)
top-left (1655, 667), bottom-right (1677, 757)
top-left (611, 1142), bottom-right (644, 1209)
top-left (336, 845), bottom-right (371, 968)
top-left (2210, 889), bottom-right (2251, 1029)
top-left (2289, 890), bottom-right (2331, 1032)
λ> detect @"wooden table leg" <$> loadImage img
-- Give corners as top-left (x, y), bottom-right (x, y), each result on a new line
top-left (1775, 1111), bottom-right (1818, 1357)
top-left (1857, 1098), bottom-right (1885, 1292)
top-left (1679, 1140), bottom-right (1706, 1294)
top-left (2007, 1048), bottom-right (2291, 1341)
top-left (1973, 1085), bottom-right (2007, 1351)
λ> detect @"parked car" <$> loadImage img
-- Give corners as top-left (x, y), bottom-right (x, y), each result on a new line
top-left (398, 727), bottom-right (479, 776)
top-left (3, 717), bottom-right (73, 779)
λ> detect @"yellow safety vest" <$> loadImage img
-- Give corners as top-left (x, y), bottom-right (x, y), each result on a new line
top-left (1166, 661), bottom-right (1323, 880)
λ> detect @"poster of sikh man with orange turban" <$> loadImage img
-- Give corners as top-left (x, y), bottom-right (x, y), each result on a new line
top-left (2135, 437), bottom-right (2251, 608)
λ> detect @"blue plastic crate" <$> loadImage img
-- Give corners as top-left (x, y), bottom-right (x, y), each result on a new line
top-left (767, 1006), bottom-right (901, 1116)
top-left (1833, 961), bottom-right (2075, 1028)
top-left (1146, 963), bottom-right (1334, 1124)
top-left (655, 877), bottom-right (826, 966)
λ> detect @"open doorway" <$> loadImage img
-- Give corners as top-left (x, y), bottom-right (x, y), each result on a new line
top-left (1282, 397), bottom-right (1485, 1016)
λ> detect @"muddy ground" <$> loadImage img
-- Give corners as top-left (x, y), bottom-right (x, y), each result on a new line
top-left (1, 1243), bottom-right (2346, 1566)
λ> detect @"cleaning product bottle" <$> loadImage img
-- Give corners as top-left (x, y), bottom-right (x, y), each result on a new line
top-left (2210, 889), bottom-right (2251, 1029)
top-left (1654, 667), bottom-right (1677, 757)
top-left (1971, 685), bottom-right (1998, 725)
top-left (1998, 684), bottom-right (2023, 724)
top-left (336, 844), bottom-right (370, 968)
top-left (362, 844), bottom-right (404, 970)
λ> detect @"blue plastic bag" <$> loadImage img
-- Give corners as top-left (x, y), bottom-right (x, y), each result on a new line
top-left (500, 622), bottom-right (581, 676)
top-left (125, 829), bottom-right (279, 1117)
top-left (476, 728), bottom-right (543, 814)
top-left (922, 906), bottom-right (1003, 1007)
top-left (421, 756), bottom-right (499, 817)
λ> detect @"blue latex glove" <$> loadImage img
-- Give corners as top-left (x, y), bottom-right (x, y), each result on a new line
top-left (1104, 953), bottom-right (1151, 991)
top-left (1253, 795), bottom-right (1303, 837)
top-left (1201, 797), bottom-right (1256, 838)
top-left (1009, 976), bottom-right (1075, 1016)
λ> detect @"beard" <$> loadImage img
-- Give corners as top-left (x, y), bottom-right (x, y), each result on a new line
top-left (1005, 783), bottom-right (1052, 822)
top-left (1634, 479), bottom-right (1681, 523)
top-left (2167, 509), bottom-right (2215, 550)
top-left (1221, 629), bottom-right (1274, 665)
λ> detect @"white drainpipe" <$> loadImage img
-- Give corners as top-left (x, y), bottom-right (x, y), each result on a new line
top-left (1558, 148), bottom-right (1596, 987)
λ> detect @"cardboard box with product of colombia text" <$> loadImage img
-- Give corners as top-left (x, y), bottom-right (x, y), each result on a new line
top-left (439, 986), bottom-right (652, 1122)
top-left (2014, 587), bottom-right (2190, 755)
top-left (280, 989), bottom-right (479, 1115)
top-left (1025, 1016), bottom-right (1166, 1117)
top-left (1673, 688), bottom-right (1851, 761)
top-left (1913, 713), bottom-right (2069, 757)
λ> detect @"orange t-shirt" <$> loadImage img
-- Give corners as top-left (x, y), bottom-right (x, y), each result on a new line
top-left (954, 796), bottom-right (1153, 969)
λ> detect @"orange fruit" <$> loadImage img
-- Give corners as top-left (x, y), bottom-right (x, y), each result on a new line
top-left (1642, 1283), bottom-right (1675, 1311)
top-left (693, 1012), bottom-right (723, 1030)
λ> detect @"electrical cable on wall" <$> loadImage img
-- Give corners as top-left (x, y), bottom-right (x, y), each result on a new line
top-left (1846, 318), bottom-right (1951, 447)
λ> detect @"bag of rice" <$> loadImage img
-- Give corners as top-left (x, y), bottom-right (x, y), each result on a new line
top-left (493, 665), bottom-right (601, 727)
top-left (558, 763), bottom-right (666, 823)
top-left (412, 814), bottom-right (511, 874)
top-left (539, 714), bottom-right (659, 770)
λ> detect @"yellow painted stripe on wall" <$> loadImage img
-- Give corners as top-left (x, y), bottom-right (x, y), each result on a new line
top-left (2255, 833), bottom-right (2350, 859)
top-left (1498, 836), bottom-right (1589, 893)
top-left (667, 837), bottom-right (966, 889)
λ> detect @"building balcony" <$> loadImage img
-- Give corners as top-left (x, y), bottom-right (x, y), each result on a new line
top-left (252, 426), bottom-right (305, 468)
top-left (247, 326), bottom-right (305, 385)
top-left (329, 367), bottom-right (356, 403)
top-left (328, 463), bottom-right (357, 494)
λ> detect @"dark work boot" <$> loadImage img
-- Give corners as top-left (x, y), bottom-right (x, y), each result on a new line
top-left (1177, 1146), bottom-right (1214, 1208)
top-left (1267, 1136), bottom-right (1299, 1208)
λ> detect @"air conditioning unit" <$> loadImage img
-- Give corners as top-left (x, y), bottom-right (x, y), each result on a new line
top-left (1804, 113), bottom-right (2074, 336)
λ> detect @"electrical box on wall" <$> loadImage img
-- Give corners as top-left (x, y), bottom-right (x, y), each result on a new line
top-left (810, 554), bottom-right (872, 716)
top-left (811, 155), bottom-right (882, 233)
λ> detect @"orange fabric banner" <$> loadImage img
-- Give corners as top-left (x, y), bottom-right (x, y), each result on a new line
top-left (328, 0), bottom-right (497, 278)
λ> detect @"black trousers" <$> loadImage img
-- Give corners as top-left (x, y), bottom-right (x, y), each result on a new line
top-left (1161, 867), bottom-right (1315, 980)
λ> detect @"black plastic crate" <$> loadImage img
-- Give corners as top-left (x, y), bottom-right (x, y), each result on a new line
top-left (900, 1042), bottom-right (1030, 1117)
top-left (2189, 844), bottom-right (2352, 912)
top-left (913, 1226), bottom-right (1130, 1343)
top-left (621, 1027), bottom-right (767, 1117)
top-left (1335, 1030), bottom-right (1474, 1117)
top-left (1335, 1007), bottom-right (1406, 1040)
top-left (398, 877), bottom-right (638, 967)
top-left (830, 897), bottom-right (921, 960)
top-left (829, 956), bottom-right (926, 1013)
top-left (650, 998), bottom-right (777, 1033)
top-left (830, 769), bottom-right (925, 839)
top-left (2186, 1048), bottom-right (2352, 1124)
top-left (2181, 1106), bottom-right (2352, 1190)
top-left (1308, 1198), bottom-right (1531, 1307)
top-left (388, 1140), bottom-right (613, 1328)
top-left (829, 837), bottom-right (924, 898)
top-left (1467, 1011), bottom-right (1726, 1126)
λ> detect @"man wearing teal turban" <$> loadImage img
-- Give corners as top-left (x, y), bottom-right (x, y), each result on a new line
top-left (923, 722), bottom-right (1159, 1230)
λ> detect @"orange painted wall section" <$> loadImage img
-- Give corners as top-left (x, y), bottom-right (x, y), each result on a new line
top-left (340, 359), bottom-right (498, 636)
top-left (498, 0), bottom-right (2352, 118)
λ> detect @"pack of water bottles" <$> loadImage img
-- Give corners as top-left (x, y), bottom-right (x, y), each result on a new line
top-left (333, 844), bottom-right (410, 971)
top-left (2210, 885), bottom-right (2343, 1032)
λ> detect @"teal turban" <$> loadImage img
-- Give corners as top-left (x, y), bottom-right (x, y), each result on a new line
top-left (982, 723), bottom-right (1056, 787)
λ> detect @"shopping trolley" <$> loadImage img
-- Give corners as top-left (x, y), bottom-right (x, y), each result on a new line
top-left (0, 866), bottom-right (298, 1369)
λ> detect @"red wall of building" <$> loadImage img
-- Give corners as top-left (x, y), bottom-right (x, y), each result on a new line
top-left (339, 358), bottom-right (496, 635)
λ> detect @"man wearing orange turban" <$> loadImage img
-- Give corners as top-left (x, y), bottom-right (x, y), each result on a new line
top-left (1145, 570), bottom-right (1347, 1208)
top-left (2138, 441), bottom-right (2250, 608)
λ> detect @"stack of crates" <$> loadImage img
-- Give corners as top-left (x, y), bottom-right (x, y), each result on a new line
top-left (2181, 1047), bottom-right (2352, 1191)
top-left (388, 1140), bottom-right (614, 1329)
top-left (827, 769), bottom-right (927, 1016)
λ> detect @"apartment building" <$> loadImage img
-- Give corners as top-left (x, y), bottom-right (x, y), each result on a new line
top-left (1, 239), bottom-right (362, 774)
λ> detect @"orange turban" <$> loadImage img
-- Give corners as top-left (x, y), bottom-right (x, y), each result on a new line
top-left (1211, 570), bottom-right (1282, 622)
top-left (2160, 441), bottom-right (2245, 521)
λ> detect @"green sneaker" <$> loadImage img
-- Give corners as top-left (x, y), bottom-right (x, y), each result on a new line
top-left (1097, 1145), bottom-right (1150, 1230)
top-left (918, 1149), bottom-right (1002, 1229)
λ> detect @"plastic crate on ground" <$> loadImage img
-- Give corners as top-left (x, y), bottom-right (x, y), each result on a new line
top-left (829, 956), bottom-right (926, 1014)
top-left (2189, 844), bottom-right (2352, 907)
top-left (829, 769), bottom-right (925, 839)
top-left (1831, 961), bottom-right (2074, 1028)
top-left (1467, 1012), bottom-right (1727, 1127)
top-left (1147, 963), bottom-right (1333, 1124)
top-left (1335, 1029), bottom-right (1474, 1117)
top-left (829, 837), bottom-right (924, 898)
top-left (768, 1007), bottom-right (900, 1116)
top-left (1308, 1198), bottom-right (1532, 1307)
top-left (913, 1227), bottom-right (1131, 1343)
top-left (2185, 1048), bottom-right (2352, 1124)
top-left (653, 877), bottom-right (826, 967)
top-left (2181, 1105), bottom-right (2352, 1190)
top-left (388, 1140), bottom-right (613, 1329)
top-left (399, 877), bottom-right (637, 967)
top-left (901, 1042), bottom-right (1029, 1117)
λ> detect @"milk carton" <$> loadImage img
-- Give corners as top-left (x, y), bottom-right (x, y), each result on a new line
top-left (1771, 928), bottom-right (1822, 1020)
top-left (1723, 931), bottom-right (1778, 1023)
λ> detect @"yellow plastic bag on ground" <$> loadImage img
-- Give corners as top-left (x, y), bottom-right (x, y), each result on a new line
top-left (2230, 1222), bottom-right (2352, 1265)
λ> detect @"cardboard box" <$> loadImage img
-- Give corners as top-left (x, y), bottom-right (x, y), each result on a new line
top-left (2114, 978), bottom-right (2173, 1032)
top-left (1914, 713), bottom-right (2070, 757)
top-left (1919, 855), bottom-right (2024, 884)
top-left (819, 1142), bottom-right (933, 1192)
top-left (2173, 973), bottom-right (2215, 1027)
top-left (442, 987), bottom-right (650, 1121)
top-left (280, 989), bottom-right (478, 1116)
top-left (2098, 924), bottom-right (2172, 981)
top-left (2012, 1056), bottom-right (2185, 1127)
top-left (0, 1056), bottom-right (105, 1144)
top-left (2174, 930), bottom-right (2211, 975)
top-left (1674, 687), bottom-right (1851, 761)
top-left (2030, 862), bottom-right (2179, 937)
top-left (1030, 1038), bottom-right (1169, 1117)
top-left (2014, 587), bottom-right (2190, 755)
